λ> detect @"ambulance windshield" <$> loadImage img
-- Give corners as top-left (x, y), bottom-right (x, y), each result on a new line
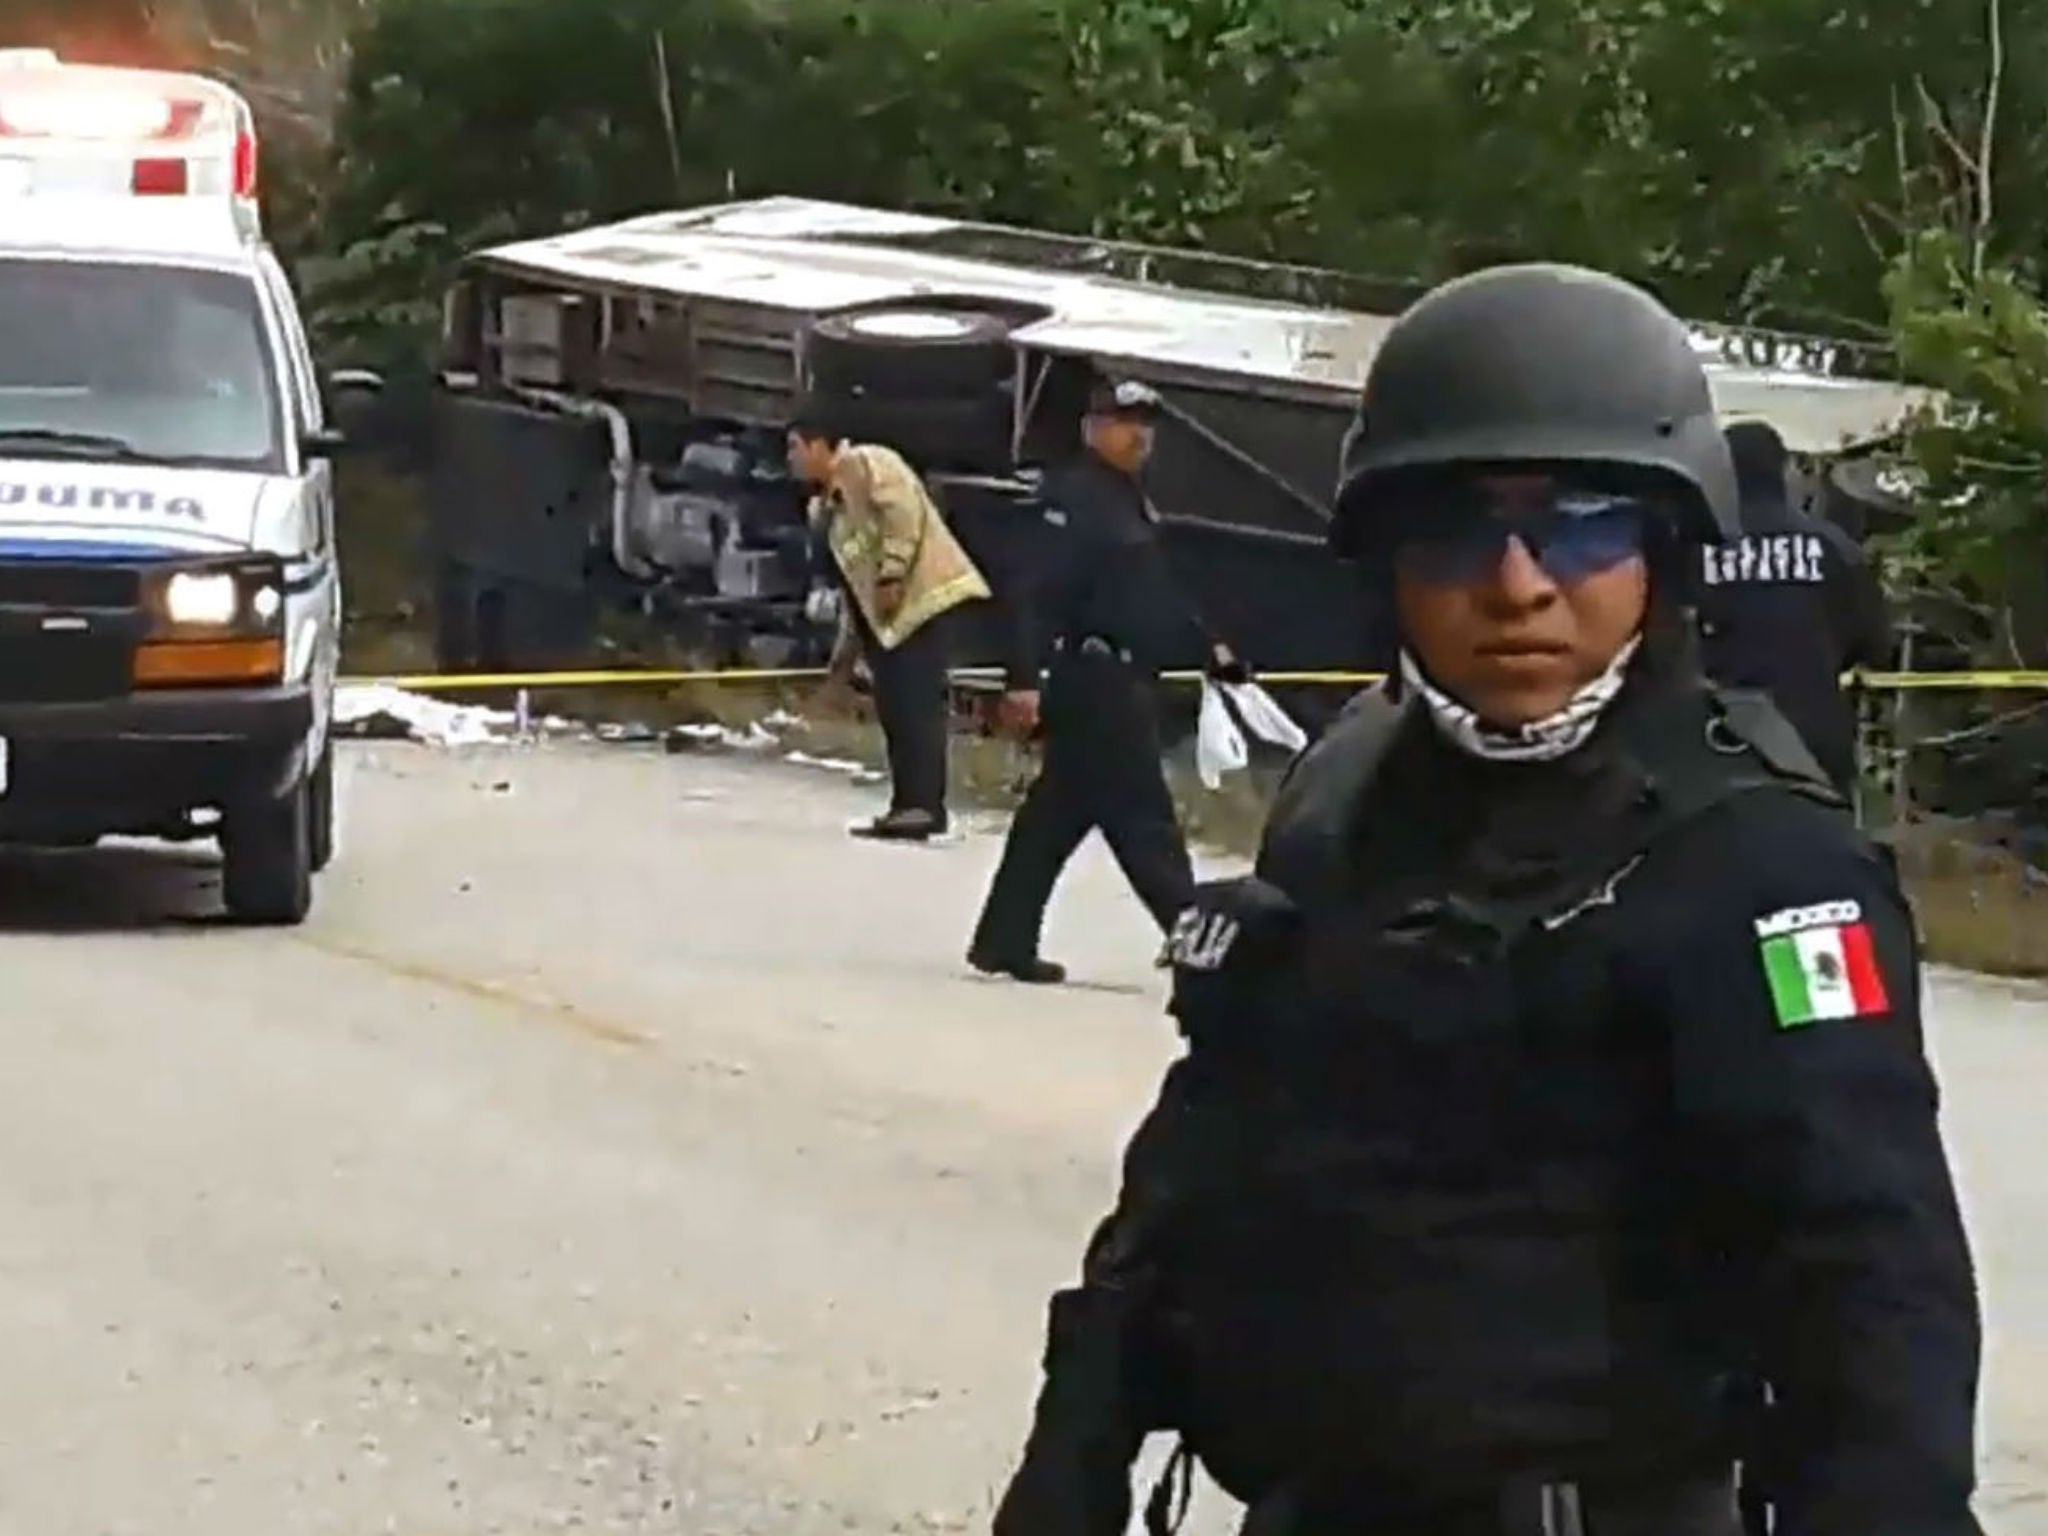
top-left (0, 260), bottom-right (282, 472)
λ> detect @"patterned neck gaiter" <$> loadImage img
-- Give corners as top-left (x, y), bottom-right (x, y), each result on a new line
top-left (1400, 635), bottom-right (1642, 763)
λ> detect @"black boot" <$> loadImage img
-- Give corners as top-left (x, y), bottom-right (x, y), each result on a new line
top-left (852, 808), bottom-right (947, 842)
top-left (967, 947), bottom-right (1068, 985)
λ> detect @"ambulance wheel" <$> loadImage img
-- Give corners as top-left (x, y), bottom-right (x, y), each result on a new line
top-left (222, 775), bottom-right (314, 926)
top-left (308, 744), bottom-right (336, 874)
top-left (805, 304), bottom-right (1022, 398)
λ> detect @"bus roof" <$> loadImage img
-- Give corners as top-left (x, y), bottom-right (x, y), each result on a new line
top-left (472, 196), bottom-right (1935, 453)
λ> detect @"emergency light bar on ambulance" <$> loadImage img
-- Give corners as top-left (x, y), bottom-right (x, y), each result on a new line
top-left (0, 51), bottom-right (257, 202)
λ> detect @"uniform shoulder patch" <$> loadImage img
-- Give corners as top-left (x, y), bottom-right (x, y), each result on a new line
top-left (1752, 899), bottom-right (1890, 1028)
top-left (1165, 905), bottom-right (1241, 971)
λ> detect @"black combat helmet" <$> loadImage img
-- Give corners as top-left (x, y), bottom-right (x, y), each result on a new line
top-left (1332, 263), bottom-right (1741, 561)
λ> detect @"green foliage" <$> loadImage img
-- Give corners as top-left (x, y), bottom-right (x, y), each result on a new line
top-left (292, 0), bottom-right (2044, 333)
top-left (1288, 0), bottom-right (2037, 327)
top-left (14, 0), bottom-right (2043, 340)
top-left (1883, 230), bottom-right (2048, 662)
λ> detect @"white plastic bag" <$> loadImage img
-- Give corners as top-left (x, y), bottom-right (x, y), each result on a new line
top-left (803, 581), bottom-right (843, 628)
top-left (1220, 680), bottom-right (1309, 754)
top-left (1197, 679), bottom-right (1250, 789)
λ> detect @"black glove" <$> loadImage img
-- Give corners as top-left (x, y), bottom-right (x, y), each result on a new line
top-left (992, 1285), bottom-right (1151, 1536)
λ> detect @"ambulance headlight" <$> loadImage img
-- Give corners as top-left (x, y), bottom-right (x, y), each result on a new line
top-left (147, 557), bottom-right (284, 636)
top-left (163, 570), bottom-right (239, 626)
top-left (138, 557), bottom-right (286, 688)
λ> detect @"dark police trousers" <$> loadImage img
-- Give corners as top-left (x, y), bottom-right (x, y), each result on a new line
top-left (971, 640), bottom-right (1195, 959)
top-left (853, 601), bottom-right (951, 821)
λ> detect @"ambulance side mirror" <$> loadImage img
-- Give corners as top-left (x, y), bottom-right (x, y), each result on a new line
top-left (321, 368), bottom-right (387, 458)
top-left (302, 425), bottom-right (350, 460)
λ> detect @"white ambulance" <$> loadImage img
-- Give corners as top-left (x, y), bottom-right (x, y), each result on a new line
top-left (0, 50), bottom-right (355, 924)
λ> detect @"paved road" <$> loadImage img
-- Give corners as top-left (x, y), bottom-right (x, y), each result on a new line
top-left (0, 738), bottom-right (2040, 1535)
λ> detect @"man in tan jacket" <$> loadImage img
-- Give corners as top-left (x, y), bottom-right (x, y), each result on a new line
top-left (789, 410), bottom-right (993, 841)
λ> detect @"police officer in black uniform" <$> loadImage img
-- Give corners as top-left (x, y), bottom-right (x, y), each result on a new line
top-left (967, 377), bottom-right (1246, 985)
top-left (1694, 420), bottom-right (1893, 797)
top-left (990, 267), bottom-right (1985, 1535)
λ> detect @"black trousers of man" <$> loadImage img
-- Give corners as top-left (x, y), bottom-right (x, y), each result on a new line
top-left (850, 601), bottom-right (951, 823)
top-left (970, 644), bottom-right (1196, 961)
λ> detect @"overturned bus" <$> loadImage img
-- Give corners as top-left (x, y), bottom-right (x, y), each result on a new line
top-left (403, 196), bottom-right (1933, 689)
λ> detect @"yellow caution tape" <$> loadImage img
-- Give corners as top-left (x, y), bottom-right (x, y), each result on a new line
top-left (1852, 670), bottom-right (2048, 690)
top-left (343, 665), bottom-right (2048, 692)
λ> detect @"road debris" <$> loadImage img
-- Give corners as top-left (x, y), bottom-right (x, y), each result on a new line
top-left (336, 687), bottom-right (891, 794)
top-left (662, 722), bottom-right (779, 754)
top-left (785, 750), bottom-right (867, 776)
top-left (334, 684), bottom-right (517, 747)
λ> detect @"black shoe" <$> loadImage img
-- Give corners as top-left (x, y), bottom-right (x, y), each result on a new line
top-left (852, 809), bottom-right (946, 842)
top-left (967, 948), bottom-right (1068, 985)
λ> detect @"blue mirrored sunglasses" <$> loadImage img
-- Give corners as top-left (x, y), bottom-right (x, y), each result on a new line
top-left (1390, 489), bottom-right (1651, 586)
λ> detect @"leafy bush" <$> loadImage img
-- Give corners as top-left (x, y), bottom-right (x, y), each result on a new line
top-left (1885, 231), bottom-right (2048, 666)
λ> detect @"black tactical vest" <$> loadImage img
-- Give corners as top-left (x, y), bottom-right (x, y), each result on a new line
top-left (1123, 675), bottom-right (1846, 1514)
top-left (1257, 674), bottom-right (1841, 915)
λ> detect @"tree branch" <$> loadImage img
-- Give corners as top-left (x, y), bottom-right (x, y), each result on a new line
top-left (2000, 604), bottom-right (2026, 669)
top-left (1891, 84), bottom-right (1912, 212)
top-left (1973, 0), bottom-right (2004, 279)
top-left (1955, 451), bottom-right (2046, 477)
top-left (1912, 77), bottom-right (1970, 170)
top-left (652, 31), bottom-right (685, 197)
top-left (1909, 698), bottom-right (2048, 751)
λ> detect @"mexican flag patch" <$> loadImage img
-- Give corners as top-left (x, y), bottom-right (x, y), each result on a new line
top-left (1754, 900), bottom-right (1890, 1029)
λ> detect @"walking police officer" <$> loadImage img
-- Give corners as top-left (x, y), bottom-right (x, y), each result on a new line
top-left (1695, 419), bottom-right (1893, 798)
top-left (967, 377), bottom-right (1246, 985)
top-left (991, 267), bottom-right (1984, 1535)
